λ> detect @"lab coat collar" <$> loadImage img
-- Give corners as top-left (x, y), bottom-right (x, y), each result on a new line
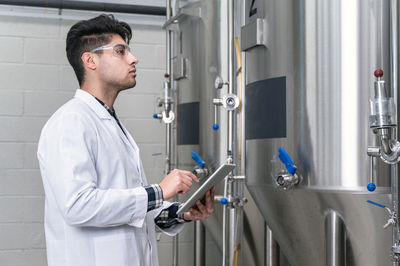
top-left (74, 89), bottom-right (112, 120)
top-left (74, 89), bottom-right (141, 175)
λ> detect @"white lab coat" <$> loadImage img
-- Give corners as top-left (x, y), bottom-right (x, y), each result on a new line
top-left (37, 89), bottom-right (183, 266)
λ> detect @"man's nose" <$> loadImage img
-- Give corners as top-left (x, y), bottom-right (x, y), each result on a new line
top-left (127, 51), bottom-right (138, 65)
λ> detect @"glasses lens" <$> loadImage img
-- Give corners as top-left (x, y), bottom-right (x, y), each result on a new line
top-left (113, 44), bottom-right (130, 57)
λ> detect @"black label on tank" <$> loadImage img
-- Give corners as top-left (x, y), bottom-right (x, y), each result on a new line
top-left (177, 102), bottom-right (200, 145)
top-left (245, 77), bottom-right (286, 139)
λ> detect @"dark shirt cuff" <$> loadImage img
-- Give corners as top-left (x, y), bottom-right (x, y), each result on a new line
top-left (144, 184), bottom-right (163, 212)
top-left (154, 203), bottom-right (190, 229)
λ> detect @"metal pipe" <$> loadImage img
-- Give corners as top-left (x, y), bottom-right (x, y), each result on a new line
top-left (325, 211), bottom-right (346, 266)
top-left (391, 0), bottom-right (400, 263)
top-left (266, 226), bottom-right (280, 266)
top-left (194, 221), bottom-right (206, 266)
top-left (229, 204), bottom-right (237, 266)
top-left (222, 177), bottom-right (228, 266)
top-left (227, 0), bottom-right (234, 154)
top-left (164, 1), bottom-right (179, 265)
top-left (165, 123), bottom-right (171, 175)
top-left (381, 135), bottom-right (392, 155)
top-left (0, 0), bottom-right (166, 16)
top-left (163, 1), bottom-right (179, 265)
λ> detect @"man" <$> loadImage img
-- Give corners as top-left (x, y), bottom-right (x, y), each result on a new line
top-left (37, 14), bottom-right (214, 266)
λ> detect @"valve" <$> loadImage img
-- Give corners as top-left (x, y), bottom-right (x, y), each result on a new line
top-left (369, 69), bottom-right (396, 130)
top-left (278, 147), bottom-right (297, 175)
top-left (191, 151), bottom-right (209, 179)
top-left (191, 151), bottom-right (205, 169)
top-left (212, 94), bottom-right (239, 130)
top-left (152, 111), bottom-right (174, 123)
top-left (215, 195), bottom-right (229, 205)
top-left (275, 147), bottom-right (301, 190)
top-left (154, 73), bottom-right (175, 124)
top-left (214, 195), bottom-right (247, 207)
top-left (366, 200), bottom-right (396, 229)
top-left (213, 94), bottom-right (239, 111)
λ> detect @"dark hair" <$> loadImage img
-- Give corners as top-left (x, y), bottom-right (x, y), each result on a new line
top-left (66, 14), bottom-right (132, 86)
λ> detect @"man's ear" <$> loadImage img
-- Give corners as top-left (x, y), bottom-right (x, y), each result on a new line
top-left (81, 52), bottom-right (97, 70)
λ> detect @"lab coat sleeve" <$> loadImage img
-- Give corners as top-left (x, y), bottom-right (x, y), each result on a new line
top-left (38, 112), bottom-right (148, 228)
top-left (152, 201), bottom-right (184, 236)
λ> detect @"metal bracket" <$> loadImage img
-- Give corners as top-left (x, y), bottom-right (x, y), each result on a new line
top-left (367, 146), bottom-right (380, 157)
top-left (162, 6), bottom-right (203, 31)
top-left (241, 18), bottom-right (268, 51)
top-left (213, 94), bottom-right (239, 111)
top-left (162, 111), bottom-right (175, 124)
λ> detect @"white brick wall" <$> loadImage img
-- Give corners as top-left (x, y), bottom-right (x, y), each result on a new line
top-left (0, 14), bottom-right (173, 266)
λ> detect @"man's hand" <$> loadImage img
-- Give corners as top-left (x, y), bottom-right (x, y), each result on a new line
top-left (159, 169), bottom-right (199, 200)
top-left (183, 187), bottom-right (215, 221)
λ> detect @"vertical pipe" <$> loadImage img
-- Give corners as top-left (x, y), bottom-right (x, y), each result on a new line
top-left (194, 221), bottom-right (206, 266)
top-left (391, 0), bottom-right (400, 264)
top-left (225, 0), bottom-right (234, 265)
top-left (222, 177), bottom-right (228, 266)
top-left (325, 211), bottom-right (345, 266)
top-left (229, 206), bottom-right (237, 266)
top-left (227, 0), bottom-right (234, 154)
top-left (265, 226), bottom-right (280, 266)
top-left (165, 1), bottom-right (178, 265)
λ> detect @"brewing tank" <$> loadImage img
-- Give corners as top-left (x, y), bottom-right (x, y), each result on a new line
top-left (243, 0), bottom-right (392, 265)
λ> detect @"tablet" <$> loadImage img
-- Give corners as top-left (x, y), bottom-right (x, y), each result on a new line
top-left (177, 163), bottom-right (236, 214)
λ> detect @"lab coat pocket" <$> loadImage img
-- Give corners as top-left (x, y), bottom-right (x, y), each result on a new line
top-left (94, 233), bottom-right (139, 266)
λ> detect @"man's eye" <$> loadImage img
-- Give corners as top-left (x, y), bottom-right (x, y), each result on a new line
top-left (114, 46), bottom-right (125, 55)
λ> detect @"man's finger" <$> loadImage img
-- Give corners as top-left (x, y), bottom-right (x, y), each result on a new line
top-left (181, 170), bottom-right (199, 183)
top-left (178, 183), bottom-right (191, 194)
top-left (189, 208), bottom-right (202, 218)
top-left (196, 200), bottom-right (207, 214)
top-left (205, 190), bottom-right (214, 213)
top-left (180, 175), bottom-right (193, 188)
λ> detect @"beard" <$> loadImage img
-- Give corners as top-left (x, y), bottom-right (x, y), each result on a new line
top-left (115, 77), bottom-right (136, 92)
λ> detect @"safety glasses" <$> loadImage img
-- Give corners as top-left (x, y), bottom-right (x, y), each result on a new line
top-left (90, 43), bottom-right (132, 57)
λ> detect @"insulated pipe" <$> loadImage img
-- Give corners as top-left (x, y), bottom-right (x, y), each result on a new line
top-left (0, 0), bottom-right (166, 16)
top-left (325, 211), bottom-right (345, 266)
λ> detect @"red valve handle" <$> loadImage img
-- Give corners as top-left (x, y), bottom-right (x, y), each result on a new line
top-left (374, 69), bottom-right (383, 78)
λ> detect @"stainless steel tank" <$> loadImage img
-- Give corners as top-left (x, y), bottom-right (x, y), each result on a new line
top-left (171, 0), bottom-right (394, 265)
top-left (172, 0), bottom-right (268, 265)
top-left (171, 0), bottom-right (228, 265)
top-left (243, 0), bottom-right (393, 265)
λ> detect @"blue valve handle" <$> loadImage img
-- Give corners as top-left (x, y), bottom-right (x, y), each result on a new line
top-left (191, 151), bottom-right (205, 169)
top-left (367, 183), bottom-right (376, 192)
top-left (213, 123), bottom-right (219, 130)
top-left (366, 200), bottom-right (386, 209)
top-left (278, 147), bottom-right (297, 175)
top-left (221, 198), bottom-right (228, 205)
